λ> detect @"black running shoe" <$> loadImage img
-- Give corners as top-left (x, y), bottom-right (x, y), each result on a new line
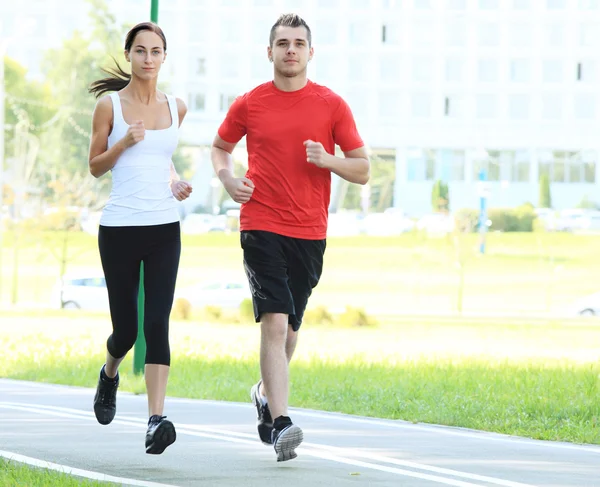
top-left (93, 365), bottom-right (119, 425)
top-left (272, 418), bottom-right (303, 462)
top-left (145, 415), bottom-right (176, 455)
top-left (250, 380), bottom-right (273, 445)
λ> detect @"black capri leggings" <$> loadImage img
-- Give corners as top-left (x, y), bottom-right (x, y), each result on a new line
top-left (98, 222), bottom-right (181, 366)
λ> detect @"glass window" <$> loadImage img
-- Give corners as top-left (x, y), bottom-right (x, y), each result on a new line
top-left (513, 0), bottom-right (530, 7)
top-left (580, 24), bottom-right (600, 47)
top-left (413, 21), bottom-right (434, 47)
top-left (513, 150), bottom-right (531, 182)
top-left (406, 149), bottom-right (435, 181)
top-left (510, 23), bottom-right (532, 47)
top-left (543, 60), bottom-right (563, 82)
top-left (414, 0), bottom-right (431, 8)
top-left (509, 94), bottom-right (530, 119)
top-left (578, 60), bottom-right (596, 82)
top-left (478, 59), bottom-right (498, 82)
top-left (381, 54), bottom-right (401, 81)
top-left (220, 56), bottom-right (240, 79)
top-left (445, 95), bottom-right (466, 118)
top-left (439, 149), bottom-right (465, 181)
top-left (382, 22), bottom-right (402, 44)
top-left (473, 155), bottom-right (501, 182)
top-left (379, 91), bottom-right (401, 117)
top-left (447, 0), bottom-right (466, 8)
top-left (349, 22), bottom-right (369, 45)
top-left (479, 0), bottom-right (499, 8)
top-left (382, 0), bottom-right (402, 7)
top-left (547, 0), bottom-right (566, 8)
top-left (574, 94), bottom-right (595, 119)
top-left (542, 95), bottom-right (563, 119)
top-left (545, 24), bottom-right (564, 47)
top-left (510, 59), bottom-right (530, 82)
top-left (221, 21), bottom-right (241, 42)
top-left (412, 94), bottom-right (431, 118)
top-left (446, 21), bottom-right (467, 47)
top-left (220, 94), bottom-right (237, 112)
top-left (315, 20), bottom-right (338, 44)
top-left (479, 23), bottom-right (499, 46)
top-left (445, 59), bottom-right (464, 82)
top-left (188, 91), bottom-right (206, 112)
top-left (413, 58), bottom-right (433, 82)
top-left (477, 94), bottom-right (497, 118)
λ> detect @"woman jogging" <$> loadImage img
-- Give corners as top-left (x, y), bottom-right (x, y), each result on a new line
top-left (87, 21), bottom-right (192, 455)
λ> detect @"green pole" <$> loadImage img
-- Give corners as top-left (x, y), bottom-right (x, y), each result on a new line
top-left (133, 0), bottom-right (159, 376)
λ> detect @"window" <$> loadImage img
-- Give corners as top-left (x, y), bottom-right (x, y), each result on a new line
top-left (510, 24), bottom-right (532, 47)
top-left (547, 0), bottom-right (566, 7)
top-left (578, 60), bottom-right (596, 82)
top-left (446, 21), bottom-right (467, 47)
top-left (220, 94), bottom-right (237, 112)
top-left (406, 148), bottom-right (435, 181)
top-left (509, 94), bottom-right (530, 119)
top-left (513, 150), bottom-right (531, 182)
top-left (413, 58), bottom-right (433, 82)
top-left (479, 23), bottom-right (499, 46)
top-left (545, 24), bottom-right (564, 47)
top-left (188, 18), bottom-right (207, 43)
top-left (473, 154), bottom-right (501, 181)
top-left (445, 59), bottom-right (464, 82)
top-left (439, 149), bottom-right (465, 181)
top-left (379, 91), bottom-right (401, 117)
top-left (479, 0), bottom-right (499, 8)
top-left (382, 22), bottom-right (402, 44)
top-left (542, 95), bottom-right (563, 119)
top-left (580, 0), bottom-right (600, 8)
top-left (574, 94), bottom-right (595, 119)
top-left (346, 89), bottom-right (369, 119)
top-left (580, 24), bottom-right (600, 47)
top-left (539, 151), bottom-right (593, 183)
top-left (543, 60), bottom-right (563, 82)
top-left (447, 0), bottom-right (466, 8)
top-left (414, 0), bottom-right (431, 8)
top-left (477, 95), bottom-right (497, 118)
top-left (382, 0), bottom-right (402, 7)
top-left (513, 0), bottom-right (530, 7)
top-left (444, 95), bottom-right (466, 118)
top-left (316, 54), bottom-right (340, 82)
top-left (412, 22), bottom-right (434, 47)
top-left (350, 22), bottom-right (369, 45)
top-left (188, 92), bottom-right (206, 112)
top-left (510, 59), bottom-right (530, 82)
top-left (316, 20), bottom-right (338, 44)
top-left (412, 94), bottom-right (431, 117)
top-left (196, 58), bottom-right (206, 76)
top-left (221, 21), bottom-right (241, 42)
top-left (478, 59), bottom-right (498, 82)
top-left (220, 57), bottom-right (240, 79)
top-left (381, 54), bottom-right (401, 81)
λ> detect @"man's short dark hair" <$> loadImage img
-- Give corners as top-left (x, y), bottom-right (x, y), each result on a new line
top-left (269, 13), bottom-right (312, 47)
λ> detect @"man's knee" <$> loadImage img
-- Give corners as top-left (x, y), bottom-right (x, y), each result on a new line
top-left (261, 313), bottom-right (289, 342)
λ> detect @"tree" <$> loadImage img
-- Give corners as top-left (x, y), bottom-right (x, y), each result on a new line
top-left (538, 173), bottom-right (551, 208)
top-left (431, 179), bottom-right (450, 212)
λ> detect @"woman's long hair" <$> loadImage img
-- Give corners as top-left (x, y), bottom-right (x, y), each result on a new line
top-left (89, 22), bottom-right (167, 98)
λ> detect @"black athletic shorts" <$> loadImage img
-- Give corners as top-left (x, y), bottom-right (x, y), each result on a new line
top-left (240, 230), bottom-right (326, 331)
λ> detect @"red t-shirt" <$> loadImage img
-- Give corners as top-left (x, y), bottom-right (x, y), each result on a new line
top-left (217, 80), bottom-right (364, 240)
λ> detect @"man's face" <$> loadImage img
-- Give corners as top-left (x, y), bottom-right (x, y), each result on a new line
top-left (268, 26), bottom-right (313, 78)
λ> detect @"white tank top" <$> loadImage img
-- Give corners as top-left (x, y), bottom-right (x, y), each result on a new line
top-left (99, 92), bottom-right (180, 227)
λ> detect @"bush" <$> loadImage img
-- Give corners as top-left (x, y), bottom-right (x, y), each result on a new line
top-left (488, 203), bottom-right (535, 232)
top-left (239, 298), bottom-right (254, 323)
top-left (303, 305), bottom-right (333, 326)
top-left (454, 208), bottom-right (479, 233)
top-left (203, 305), bottom-right (222, 321)
top-left (338, 306), bottom-right (377, 328)
top-left (172, 298), bottom-right (192, 320)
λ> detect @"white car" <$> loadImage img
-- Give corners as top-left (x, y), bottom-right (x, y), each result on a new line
top-left (568, 291), bottom-right (600, 317)
top-left (53, 274), bottom-right (110, 311)
top-left (175, 280), bottom-right (251, 310)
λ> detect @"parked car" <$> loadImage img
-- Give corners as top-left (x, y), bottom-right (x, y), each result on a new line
top-left (174, 279), bottom-right (251, 310)
top-left (53, 273), bottom-right (109, 311)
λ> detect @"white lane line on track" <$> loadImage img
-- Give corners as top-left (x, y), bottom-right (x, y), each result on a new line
top-left (0, 402), bottom-right (537, 487)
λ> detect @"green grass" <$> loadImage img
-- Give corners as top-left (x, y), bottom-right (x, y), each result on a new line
top-left (4, 230), bottom-right (600, 315)
top-left (0, 459), bottom-right (116, 487)
top-left (2, 312), bottom-right (600, 445)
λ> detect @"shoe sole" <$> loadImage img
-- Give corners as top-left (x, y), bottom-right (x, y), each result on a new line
top-left (146, 420), bottom-right (176, 455)
top-left (250, 384), bottom-right (273, 446)
top-left (274, 425), bottom-right (303, 462)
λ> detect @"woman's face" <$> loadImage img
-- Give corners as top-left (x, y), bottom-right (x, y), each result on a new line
top-left (125, 30), bottom-right (166, 80)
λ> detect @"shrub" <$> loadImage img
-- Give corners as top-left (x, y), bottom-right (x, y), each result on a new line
top-left (338, 306), bottom-right (377, 328)
top-left (303, 305), bottom-right (333, 326)
top-left (239, 298), bottom-right (254, 323)
top-left (172, 298), bottom-right (192, 320)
